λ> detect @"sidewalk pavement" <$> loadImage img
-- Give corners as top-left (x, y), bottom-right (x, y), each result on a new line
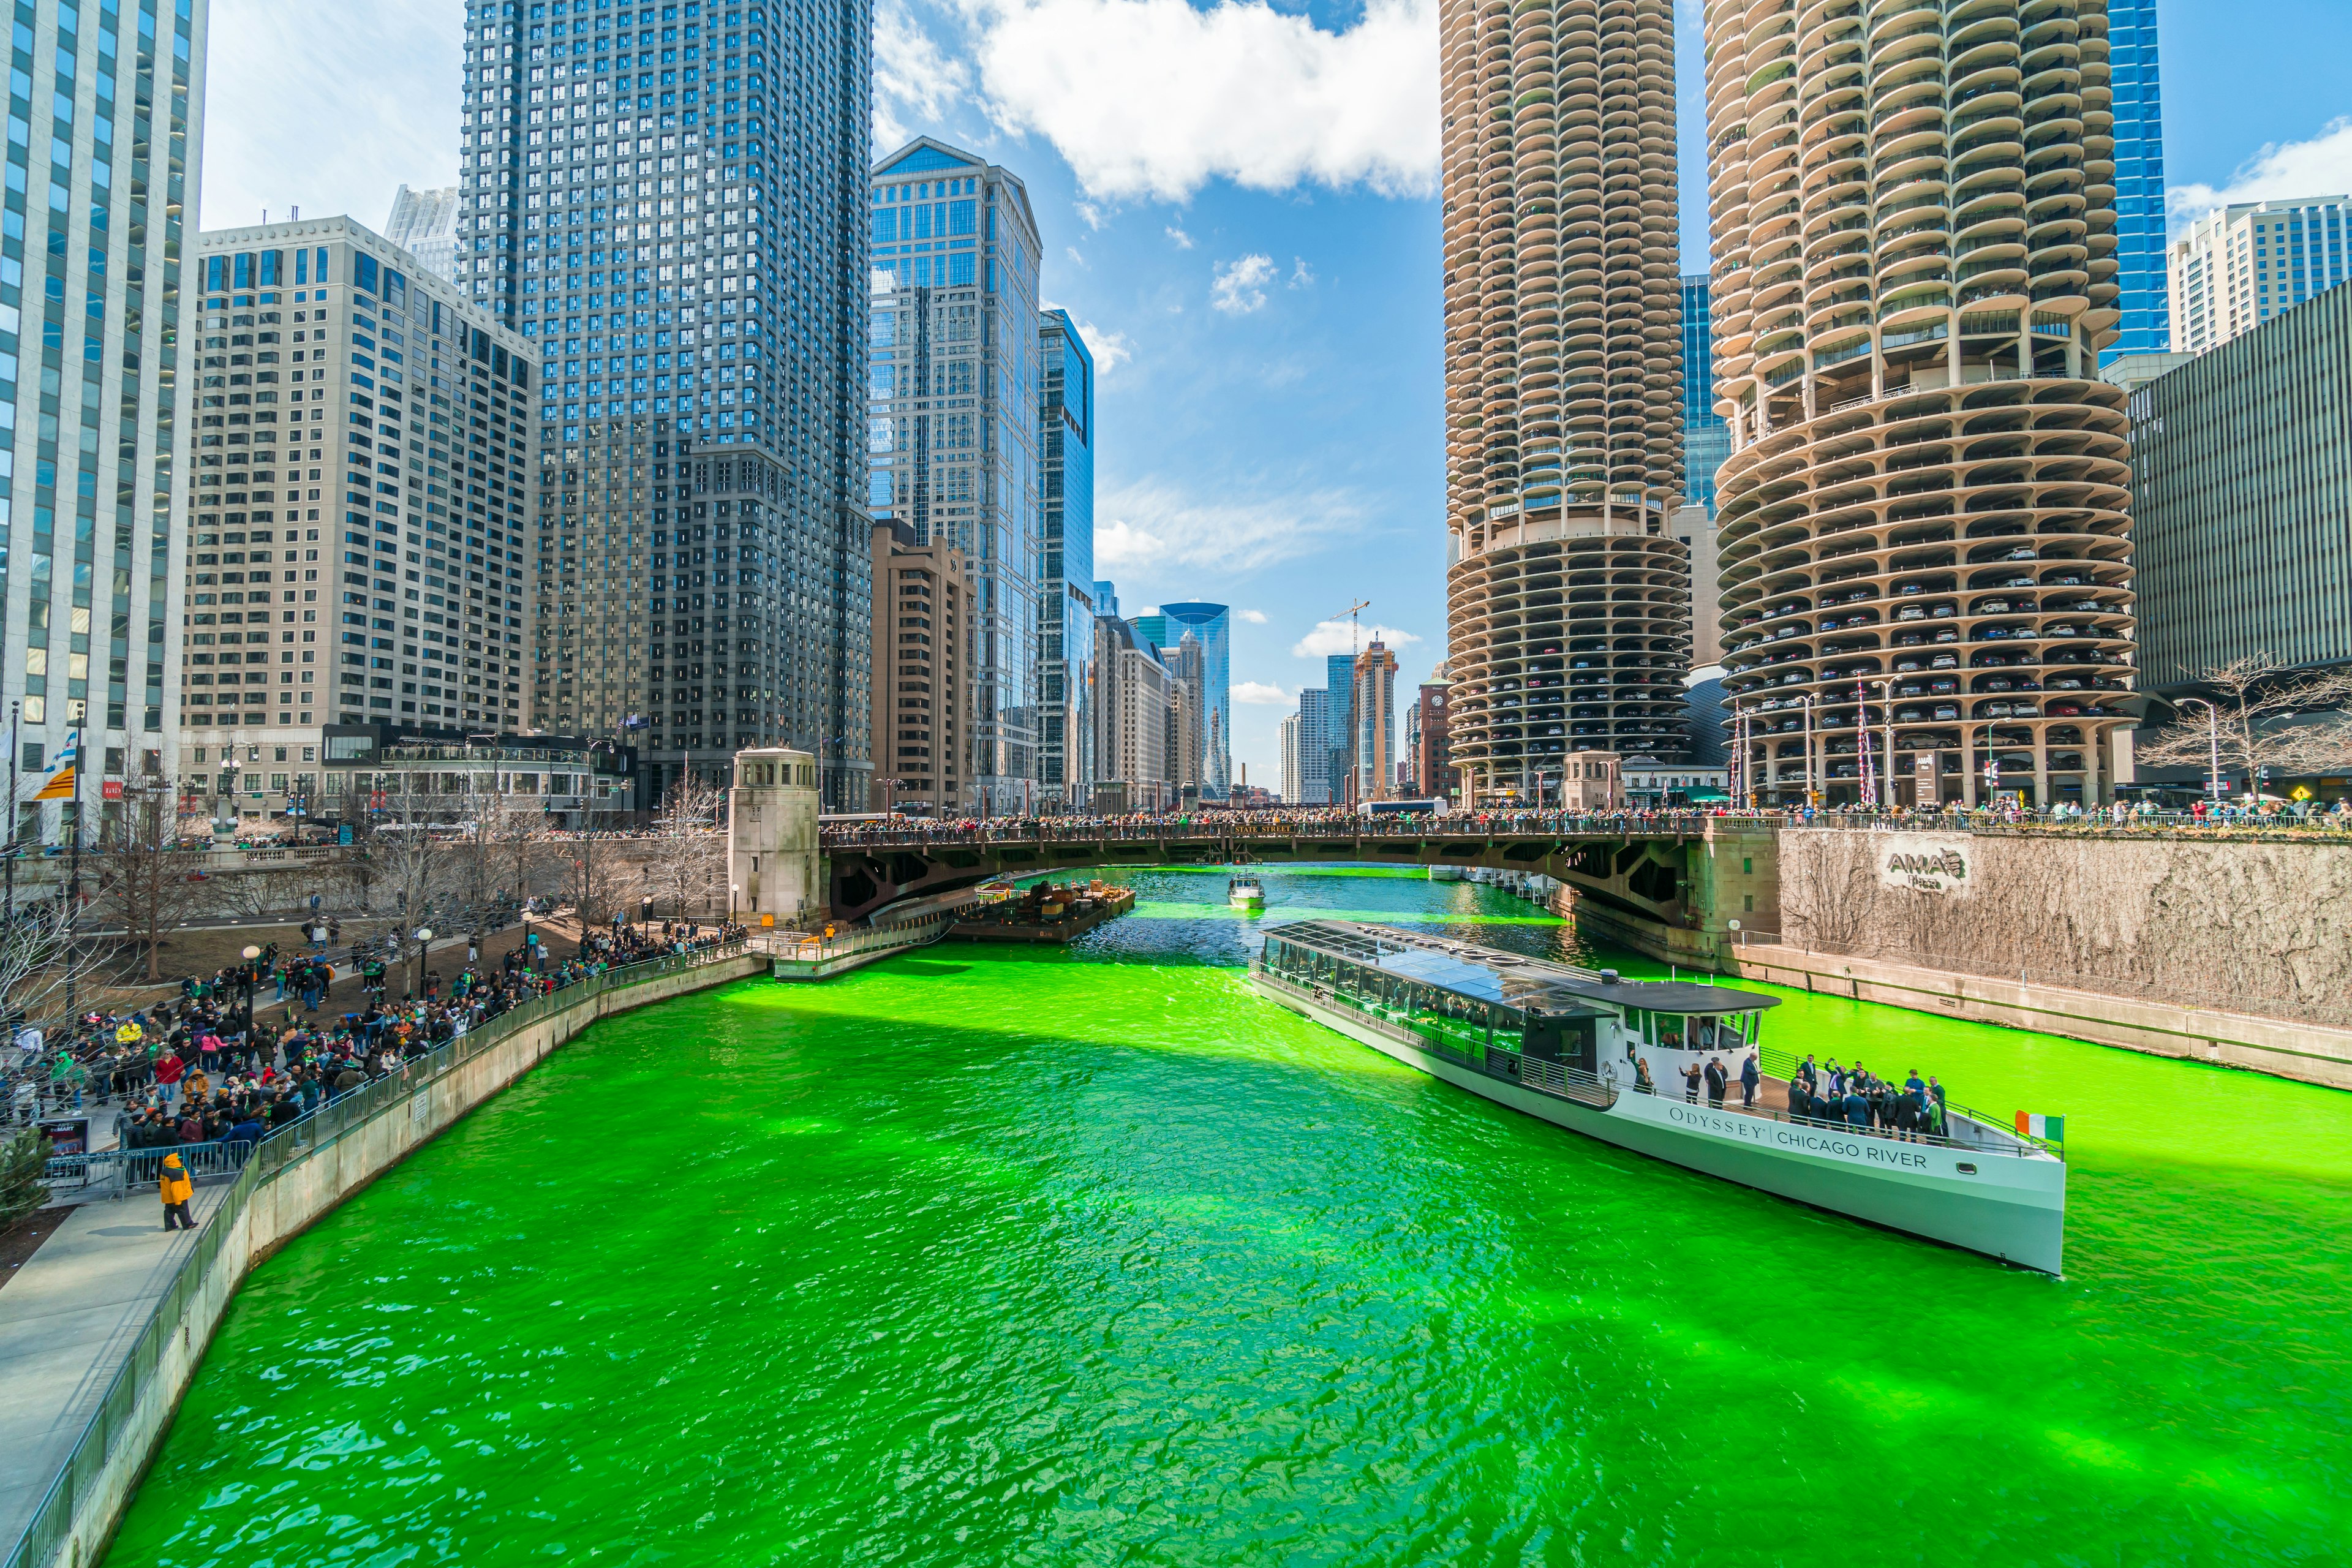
top-left (0, 1176), bottom-right (235, 1551)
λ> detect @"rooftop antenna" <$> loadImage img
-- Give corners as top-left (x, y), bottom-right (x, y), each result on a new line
top-left (1333, 598), bottom-right (1371, 655)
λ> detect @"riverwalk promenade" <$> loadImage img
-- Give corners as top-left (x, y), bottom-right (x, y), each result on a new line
top-left (0, 944), bottom-right (764, 1568)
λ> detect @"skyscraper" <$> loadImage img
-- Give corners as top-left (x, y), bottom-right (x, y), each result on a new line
top-left (1278, 710), bottom-right (1301, 805)
top-left (1679, 276), bottom-right (1728, 514)
top-left (867, 138), bottom-right (1042, 813)
top-left (1441, 0), bottom-right (1690, 807)
top-left (1038, 309), bottom-right (1095, 805)
top-left (1152, 601), bottom-right (1228, 798)
top-left (1294, 686), bottom-right (1330, 805)
top-left (1350, 639), bottom-right (1398, 802)
top-left (6, 0), bottom-right (200, 848)
top-left (2168, 198), bottom-right (2352, 355)
top-left (1705, 0), bottom-right (2136, 807)
top-left (2106, 0), bottom-right (2169, 364)
top-left (1324, 651), bottom-right (1354, 804)
top-left (464, 0), bottom-right (873, 807)
top-left (385, 184), bottom-right (464, 286)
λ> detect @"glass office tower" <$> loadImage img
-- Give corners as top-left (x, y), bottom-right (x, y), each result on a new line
top-left (1152, 600), bottom-right (1228, 799)
top-left (2106, 0), bottom-right (2168, 364)
top-left (4, 0), bottom-right (199, 848)
top-left (463, 0), bottom-right (873, 807)
top-left (1038, 308), bottom-right (1093, 804)
top-left (1679, 274), bottom-right (1728, 514)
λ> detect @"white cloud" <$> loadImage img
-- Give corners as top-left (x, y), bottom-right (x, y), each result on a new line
top-left (1234, 680), bottom-right (1291, 705)
top-left (1071, 317), bottom-right (1133, 374)
top-left (1096, 480), bottom-right (1365, 575)
top-left (198, 0), bottom-right (461, 235)
top-left (1237, 608), bottom-right (1269, 624)
top-left (2170, 116), bottom-right (2352, 232)
top-left (1290, 620), bottom-right (1423, 658)
top-left (1076, 202), bottom-right (1106, 230)
top-left (1289, 257), bottom-right (1316, 288)
top-left (875, 0), bottom-right (974, 148)
top-left (967, 0), bottom-right (1438, 202)
top-left (1066, 246), bottom-right (1089, 267)
top-left (1212, 253), bottom-right (1278, 314)
top-left (1166, 225), bottom-right (1196, 249)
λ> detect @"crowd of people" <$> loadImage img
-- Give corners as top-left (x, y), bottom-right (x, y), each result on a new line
top-left (1781, 1055), bottom-right (1948, 1140)
top-left (7, 918), bottom-right (747, 1215)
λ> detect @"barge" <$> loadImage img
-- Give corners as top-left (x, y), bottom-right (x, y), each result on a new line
top-left (1251, 921), bottom-right (2066, 1273)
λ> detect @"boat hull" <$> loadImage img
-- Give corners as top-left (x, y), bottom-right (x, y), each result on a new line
top-left (1252, 972), bottom-right (2065, 1274)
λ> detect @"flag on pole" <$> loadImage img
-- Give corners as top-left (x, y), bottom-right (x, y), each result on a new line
top-left (30, 729), bottom-right (79, 801)
top-left (2015, 1110), bottom-right (2065, 1142)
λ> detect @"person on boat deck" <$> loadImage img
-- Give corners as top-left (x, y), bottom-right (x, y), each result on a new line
top-left (1799, 1054), bottom-right (1819, 1091)
top-left (1843, 1084), bottom-right (1870, 1127)
top-left (1635, 1057), bottom-right (1654, 1093)
top-left (1683, 1061), bottom-right (1703, 1103)
top-left (1740, 1052), bottom-right (1760, 1108)
top-left (1703, 1057), bottom-right (1728, 1108)
top-left (1660, 1024), bottom-right (1684, 1049)
top-left (1693, 1017), bottom-right (1719, 1049)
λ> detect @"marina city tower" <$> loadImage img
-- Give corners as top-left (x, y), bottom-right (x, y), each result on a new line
top-left (1441, 0), bottom-right (1691, 808)
top-left (1704, 0), bottom-right (2136, 807)
top-left (460, 0), bottom-right (872, 807)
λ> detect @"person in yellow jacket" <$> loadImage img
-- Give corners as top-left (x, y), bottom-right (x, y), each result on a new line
top-left (158, 1152), bottom-right (195, 1232)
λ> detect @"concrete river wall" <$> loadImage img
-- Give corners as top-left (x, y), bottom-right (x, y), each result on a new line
top-left (8, 948), bottom-right (767, 1568)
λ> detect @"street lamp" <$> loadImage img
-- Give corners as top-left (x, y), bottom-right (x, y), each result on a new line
top-left (2175, 696), bottom-right (2224, 805)
top-left (238, 944), bottom-right (262, 1044)
top-left (412, 926), bottom-right (434, 1002)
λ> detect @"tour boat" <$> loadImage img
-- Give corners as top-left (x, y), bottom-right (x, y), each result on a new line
top-left (1227, 876), bottom-right (1266, 912)
top-left (1251, 921), bottom-right (2067, 1273)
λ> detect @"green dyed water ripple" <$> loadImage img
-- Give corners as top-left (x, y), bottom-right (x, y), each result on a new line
top-left (102, 868), bottom-right (2352, 1566)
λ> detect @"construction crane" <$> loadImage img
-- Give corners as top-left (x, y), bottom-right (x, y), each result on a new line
top-left (1332, 599), bottom-right (1372, 655)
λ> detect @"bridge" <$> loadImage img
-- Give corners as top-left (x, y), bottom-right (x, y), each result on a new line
top-left (818, 816), bottom-right (1783, 965)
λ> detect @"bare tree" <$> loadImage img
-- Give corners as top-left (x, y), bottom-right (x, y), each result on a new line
top-left (0, 897), bottom-right (106, 1035)
top-left (354, 777), bottom-right (460, 952)
top-left (648, 772), bottom-right (727, 921)
top-left (453, 790), bottom-right (547, 928)
top-left (2135, 654), bottom-right (2352, 784)
top-left (93, 781), bottom-right (211, 981)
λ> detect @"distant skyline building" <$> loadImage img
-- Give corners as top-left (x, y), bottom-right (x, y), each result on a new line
top-left (1038, 309), bottom-right (1095, 804)
top-left (1278, 711), bottom-right (1302, 805)
top-left (1142, 601), bottom-right (1229, 799)
top-left (384, 184), bottom-right (463, 285)
top-left (868, 518), bottom-right (967, 812)
top-left (1351, 641), bottom-right (1399, 802)
top-left (1442, 0), bottom-right (1690, 805)
top-left (1324, 652), bottom-right (1355, 803)
top-left (1166, 630), bottom-right (1205, 797)
top-left (2127, 284), bottom-right (2352, 691)
top-left (1092, 612), bottom-right (1169, 809)
top-left (1412, 680), bottom-right (1456, 802)
top-left (1294, 686), bottom-right (1331, 805)
top-left (2168, 197), bottom-right (2352, 356)
top-left (1091, 579), bottom-right (1118, 619)
top-left (465, 0), bottom-right (875, 807)
top-left (7, 0), bottom-right (203, 848)
top-left (1679, 276), bottom-right (1728, 514)
top-left (869, 138), bottom-right (1044, 812)
top-left (2106, 0), bottom-right (2169, 364)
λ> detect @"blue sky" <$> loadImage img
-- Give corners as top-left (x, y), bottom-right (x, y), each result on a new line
top-left (206, 0), bottom-right (2352, 791)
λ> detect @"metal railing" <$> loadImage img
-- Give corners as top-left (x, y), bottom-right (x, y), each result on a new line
top-left (820, 812), bottom-right (1756, 851)
top-left (756, 917), bottom-right (953, 965)
top-left (44, 1139), bottom-right (257, 1196)
top-left (1, 940), bottom-right (750, 1568)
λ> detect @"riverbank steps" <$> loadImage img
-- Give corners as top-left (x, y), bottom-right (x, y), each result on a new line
top-left (103, 867), bottom-right (2351, 1566)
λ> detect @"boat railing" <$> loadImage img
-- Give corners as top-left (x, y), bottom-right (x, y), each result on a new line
top-left (1755, 1044), bottom-right (2062, 1158)
top-left (1254, 963), bottom-right (2056, 1160)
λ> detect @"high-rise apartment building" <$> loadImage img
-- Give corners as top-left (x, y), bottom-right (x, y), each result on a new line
top-left (1278, 710), bottom-right (1301, 805)
top-left (465, 0), bottom-right (873, 808)
top-left (1323, 651), bottom-right (1354, 804)
top-left (1680, 276), bottom-right (1728, 513)
top-left (2168, 198), bottom-right (2352, 356)
top-left (1166, 630), bottom-right (1204, 797)
top-left (868, 138), bottom-right (1042, 813)
top-left (2106, 0), bottom-right (2168, 363)
top-left (1441, 0), bottom-right (1690, 806)
top-left (1144, 601), bottom-right (1228, 798)
top-left (385, 184), bottom-right (464, 285)
top-left (2126, 285), bottom-right (2352, 690)
top-left (1038, 308), bottom-right (1094, 805)
top-left (1349, 639), bottom-right (1398, 802)
top-left (1092, 612), bottom-right (1168, 809)
top-left (183, 219), bottom-right (537, 793)
top-left (1705, 0), bottom-right (2137, 808)
top-left (5, 0), bottom-right (201, 850)
top-left (1294, 685), bottom-right (1330, 805)
top-left (868, 518), bottom-right (965, 811)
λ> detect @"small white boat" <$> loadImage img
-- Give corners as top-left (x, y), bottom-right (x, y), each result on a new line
top-left (1227, 876), bottom-right (1266, 911)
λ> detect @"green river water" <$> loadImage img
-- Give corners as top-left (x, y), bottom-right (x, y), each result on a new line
top-left (104, 867), bottom-right (2352, 1566)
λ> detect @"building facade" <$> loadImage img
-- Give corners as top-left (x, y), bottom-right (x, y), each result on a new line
top-left (1037, 309), bottom-right (1094, 805)
top-left (1165, 630), bottom-right (1205, 797)
top-left (1705, 0), bottom-right (2137, 808)
top-left (1278, 711), bottom-right (1301, 805)
top-left (2126, 284), bottom-right (2352, 691)
top-left (1147, 601), bottom-right (1229, 799)
top-left (867, 518), bottom-right (967, 812)
top-left (181, 220), bottom-right (540, 815)
top-left (2106, 0), bottom-right (2168, 364)
top-left (1412, 679), bottom-right (1455, 804)
top-left (5, 0), bottom-right (202, 850)
top-left (1323, 652), bottom-right (1354, 805)
top-left (385, 184), bottom-right (464, 286)
top-left (1442, 0), bottom-right (1689, 805)
top-left (1092, 613), bottom-right (1169, 809)
top-left (1350, 639), bottom-right (1398, 802)
top-left (1293, 685), bottom-right (1330, 805)
top-left (2168, 197), bottom-right (2352, 357)
top-left (867, 138), bottom-right (1042, 813)
top-left (465, 0), bottom-right (873, 808)
top-left (1680, 275), bottom-right (1728, 513)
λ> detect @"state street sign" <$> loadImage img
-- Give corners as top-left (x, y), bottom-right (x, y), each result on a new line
top-left (1876, 831), bottom-right (1972, 897)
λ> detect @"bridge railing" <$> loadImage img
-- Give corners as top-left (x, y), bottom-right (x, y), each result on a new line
top-left (820, 812), bottom-right (1765, 851)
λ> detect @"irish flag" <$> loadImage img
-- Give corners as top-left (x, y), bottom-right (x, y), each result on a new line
top-left (2016, 1111), bottom-right (2065, 1142)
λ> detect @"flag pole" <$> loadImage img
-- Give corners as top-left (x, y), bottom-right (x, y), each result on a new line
top-left (65, 722), bottom-right (84, 1019)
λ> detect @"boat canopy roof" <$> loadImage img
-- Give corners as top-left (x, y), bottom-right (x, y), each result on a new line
top-left (1265, 921), bottom-right (1780, 1017)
